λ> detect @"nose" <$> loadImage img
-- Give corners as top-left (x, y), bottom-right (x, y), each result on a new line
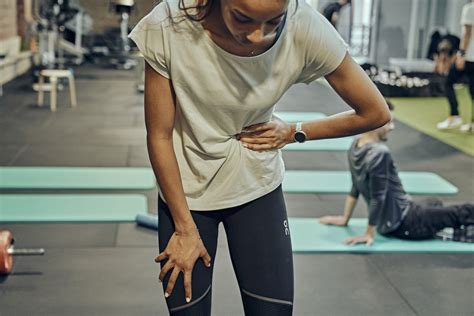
top-left (246, 25), bottom-right (265, 44)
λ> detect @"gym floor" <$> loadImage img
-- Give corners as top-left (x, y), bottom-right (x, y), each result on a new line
top-left (0, 65), bottom-right (473, 315)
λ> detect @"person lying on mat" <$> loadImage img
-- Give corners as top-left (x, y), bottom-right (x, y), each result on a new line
top-left (319, 102), bottom-right (474, 245)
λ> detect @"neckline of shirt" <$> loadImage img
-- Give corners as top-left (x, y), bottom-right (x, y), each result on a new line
top-left (193, 4), bottom-right (293, 60)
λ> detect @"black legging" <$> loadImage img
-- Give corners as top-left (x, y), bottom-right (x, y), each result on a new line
top-left (444, 61), bottom-right (474, 118)
top-left (157, 185), bottom-right (294, 315)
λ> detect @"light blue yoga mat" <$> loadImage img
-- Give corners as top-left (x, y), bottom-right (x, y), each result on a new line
top-left (0, 167), bottom-right (156, 189)
top-left (274, 112), bottom-right (326, 122)
top-left (0, 194), bottom-right (148, 222)
top-left (134, 215), bottom-right (472, 253)
top-left (290, 218), bottom-right (474, 253)
top-left (284, 137), bottom-right (353, 151)
top-left (283, 171), bottom-right (458, 195)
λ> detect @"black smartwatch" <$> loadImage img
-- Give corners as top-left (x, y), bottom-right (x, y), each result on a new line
top-left (293, 122), bottom-right (307, 143)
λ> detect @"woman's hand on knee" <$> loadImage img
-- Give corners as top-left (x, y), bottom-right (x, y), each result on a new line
top-left (155, 230), bottom-right (212, 303)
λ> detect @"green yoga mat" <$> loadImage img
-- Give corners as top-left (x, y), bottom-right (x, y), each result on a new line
top-left (284, 137), bottom-right (353, 151)
top-left (283, 171), bottom-right (458, 195)
top-left (274, 112), bottom-right (326, 122)
top-left (290, 218), bottom-right (474, 253)
top-left (0, 167), bottom-right (156, 189)
top-left (0, 194), bottom-right (147, 222)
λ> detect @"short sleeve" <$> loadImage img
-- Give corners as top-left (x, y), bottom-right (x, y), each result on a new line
top-left (128, 4), bottom-right (170, 78)
top-left (461, 4), bottom-right (474, 26)
top-left (295, 8), bottom-right (348, 84)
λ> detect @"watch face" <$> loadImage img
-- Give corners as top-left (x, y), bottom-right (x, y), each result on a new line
top-left (294, 131), bottom-right (306, 143)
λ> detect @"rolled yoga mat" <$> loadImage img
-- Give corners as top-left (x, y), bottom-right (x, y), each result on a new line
top-left (0, 167), bottom-right (156, 190)
top-left (283, 171), bottom-right (458, 195)
top-left (135, 215), bottom-right (473, 253)
top-left (290, 218), bottom-right (474, 253)
top-left (0, 194), bottom-right (148, 222)
top-left (136, 213), bottom-right (159, 230)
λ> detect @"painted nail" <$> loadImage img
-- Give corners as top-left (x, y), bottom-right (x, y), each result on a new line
top-left (165, 292), bottom-right (169, 298)
top-left (186, 297), bottom-right (191, 303)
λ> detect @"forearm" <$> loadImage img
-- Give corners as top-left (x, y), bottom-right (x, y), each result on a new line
top-left (460, 25), bottom-right (471, 52)
top-left (365, 224), bottom-right (375, 237)
top-left (342, 195), bottom-right (358, 224)
top-left (302, 110), bottom-right (381, 140)
top-left (147, 136), bottom-right (196, 233)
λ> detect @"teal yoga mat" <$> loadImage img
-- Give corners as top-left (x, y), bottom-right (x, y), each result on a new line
top-left (0, 194), bottom-right (147, 222)
top-left (284, 137), bottom-right (353, 151)
top-left (283, 171), bottom-right (458, 195)
top-left (274, 112), bottom-right (326, 122)
top-left (0, 167), bottom-right (156, 189)
top-left (290, 218), bottom-right (474, 253)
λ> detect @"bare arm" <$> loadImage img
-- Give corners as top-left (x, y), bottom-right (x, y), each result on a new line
top-left (304, 53), bottom-right (391, 140)
top-left (460, 24), bottom-right (472, 52)
top-left (342, 195), bottom-right (358, 224)
top-left (145, 62), bottom-right (211, 302)
top-left (145, 62), bottom-right (194, 233)
top-left (238, 53), bottom-right (391, 150)
top-left (456, 24), bottom-right (472, 70)
top-left (319, 191), bottom-right (358, 226)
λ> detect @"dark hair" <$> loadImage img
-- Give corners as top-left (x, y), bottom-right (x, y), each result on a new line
top-left (178, 0), bottom-right (215, 21)
top-left (177, 0), bottom-right (298, 22)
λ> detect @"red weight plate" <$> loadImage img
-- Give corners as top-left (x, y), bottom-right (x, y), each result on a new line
top-left (0, 230), bottom-right (14, 274)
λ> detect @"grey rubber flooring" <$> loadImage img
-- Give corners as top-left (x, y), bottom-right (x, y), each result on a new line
top-left (0, 64), bottom-right (473, 315)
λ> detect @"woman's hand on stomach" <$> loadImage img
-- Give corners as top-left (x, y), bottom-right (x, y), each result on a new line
top-left (236, 115), bottom-right (293, 151)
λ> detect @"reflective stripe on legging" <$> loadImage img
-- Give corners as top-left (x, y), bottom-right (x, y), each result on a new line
top-left (241, 288), bottom-right (293, 306)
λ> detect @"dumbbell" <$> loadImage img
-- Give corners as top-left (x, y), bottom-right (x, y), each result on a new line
top-left (0, 230), bottom-right (45, 275)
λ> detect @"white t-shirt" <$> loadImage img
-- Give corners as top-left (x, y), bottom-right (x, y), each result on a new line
top-left (129, 0), bottom-right (347, 210)
top-left (461, 2), bottom-right (474, 61)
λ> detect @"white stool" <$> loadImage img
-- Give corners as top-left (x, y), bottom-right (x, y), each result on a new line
top-left (37, 69), bottom-right (77, 112)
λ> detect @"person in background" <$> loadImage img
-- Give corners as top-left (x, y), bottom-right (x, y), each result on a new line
top-left (437, 0), bottom-right (474, 132)
top-left (434, 39), bottom-right (457, 76)
top-left (320, 102), bottom-right (474, 246)
top-left (322, 0), bottom-right (351, 29)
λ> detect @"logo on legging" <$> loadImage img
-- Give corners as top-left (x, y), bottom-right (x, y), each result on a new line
top-left (283, 220), bottom-right (290, 236)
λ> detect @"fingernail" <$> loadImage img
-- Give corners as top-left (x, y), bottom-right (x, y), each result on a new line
top-left (207, 262), bottom-right (211, 268)
top-left (242, 143), bottom-right (248, 148)
top-left (186, 297), bottom-right (191, 303)
top-left (165, 292), bottom-right (169, 298)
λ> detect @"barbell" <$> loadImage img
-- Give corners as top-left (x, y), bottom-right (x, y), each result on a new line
top-left (0, 230), bottom-right (45, 275)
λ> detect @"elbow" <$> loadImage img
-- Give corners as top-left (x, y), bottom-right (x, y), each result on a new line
top-left (378, 108), bottom-right (392, 127)
top-left (370, 102), bottom-right (391, 130)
